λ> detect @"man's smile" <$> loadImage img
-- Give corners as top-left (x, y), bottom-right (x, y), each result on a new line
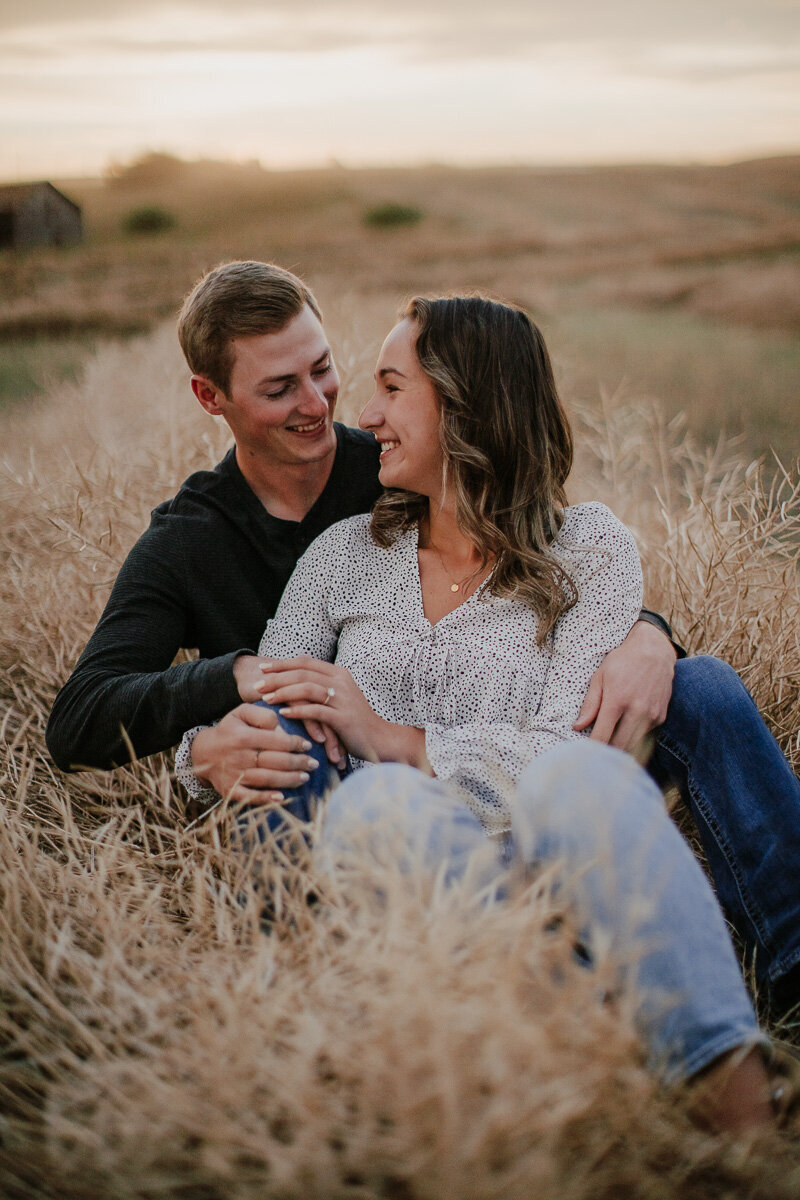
top-left (286, 416), bottom-right (327, 435)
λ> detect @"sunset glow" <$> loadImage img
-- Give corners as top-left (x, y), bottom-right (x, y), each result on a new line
top-left (3, 1), bottom-right (799, 179)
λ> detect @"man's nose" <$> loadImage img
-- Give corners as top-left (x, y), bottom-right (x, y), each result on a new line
top-left (297, 377), bottom-right (330, 412)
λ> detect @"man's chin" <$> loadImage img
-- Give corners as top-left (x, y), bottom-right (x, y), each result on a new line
top-left (284, 426), bottom-right (336, 462)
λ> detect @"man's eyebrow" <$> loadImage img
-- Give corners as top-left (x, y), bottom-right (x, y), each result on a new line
top-left (257, 349), bottom-right (331, 386)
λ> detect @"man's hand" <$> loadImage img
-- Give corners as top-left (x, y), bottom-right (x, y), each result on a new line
top-left (573, 620), bottom-right (678, 756)
top-left (191, 703), bottom-right (321, 805)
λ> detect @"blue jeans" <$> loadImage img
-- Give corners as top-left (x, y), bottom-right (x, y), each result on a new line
top-left (320, 744), bottom-right (763, 1083)
top-left (232, 702), bottom-right (348, 855)
top-left (649, 656), bottom-right (800, 987)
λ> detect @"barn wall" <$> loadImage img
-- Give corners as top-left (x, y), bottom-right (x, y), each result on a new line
top-left (13, 185), bottom-right (82, 249)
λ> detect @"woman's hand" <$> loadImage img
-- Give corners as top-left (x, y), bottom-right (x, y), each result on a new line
top-left (257, 656), bottom-right (427, 768)
top-left (234, 653), bottom-right (345, 766)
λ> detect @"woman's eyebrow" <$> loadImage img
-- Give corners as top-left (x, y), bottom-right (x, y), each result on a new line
top-left (377, 366), bottom-right (407, 379)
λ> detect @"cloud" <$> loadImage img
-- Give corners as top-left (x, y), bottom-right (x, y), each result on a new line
top-left (2, 0), bottom-right (798, 58)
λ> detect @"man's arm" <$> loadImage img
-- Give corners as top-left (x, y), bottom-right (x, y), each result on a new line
top-left (46, 515), bottom-right (243, 771)
top-left (573, 614), bottom-right (680, 755)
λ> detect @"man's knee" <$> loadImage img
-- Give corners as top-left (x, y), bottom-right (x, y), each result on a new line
top-left (671, 655), bottom-right (745, 713)
top-left (253, 699), bottom-right (333, 793)
top-left (664, 655), bottom-right (751, 746)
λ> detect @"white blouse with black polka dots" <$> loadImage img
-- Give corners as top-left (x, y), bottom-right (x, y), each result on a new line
top-left (176, 502), bottom-right (644, 834)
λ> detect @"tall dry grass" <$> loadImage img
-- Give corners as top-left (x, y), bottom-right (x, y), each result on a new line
top-left (1, 308), bottom-right (799, 1198)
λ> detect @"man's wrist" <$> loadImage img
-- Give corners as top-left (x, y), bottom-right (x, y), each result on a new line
top-left (637, 609), bottom-right (685, 659)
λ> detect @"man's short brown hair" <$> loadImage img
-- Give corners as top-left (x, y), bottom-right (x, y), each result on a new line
top-left (177, 261), bottom-right (322, 394)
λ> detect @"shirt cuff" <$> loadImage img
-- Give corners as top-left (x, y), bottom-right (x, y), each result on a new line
top-left (637, 608), bottom-right (686, 659)
top-left (175, 724), bottom-right (219, 807)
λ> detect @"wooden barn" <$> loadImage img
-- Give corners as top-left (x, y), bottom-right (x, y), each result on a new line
top-left (0, 182), bottom-right (82, 250)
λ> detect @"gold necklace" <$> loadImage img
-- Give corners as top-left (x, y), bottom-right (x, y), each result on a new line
top-left (429, 541), bottom-right (481, 594)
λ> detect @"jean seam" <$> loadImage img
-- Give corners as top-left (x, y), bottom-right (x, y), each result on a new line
top-left (666, 1027), bottom-right (768, 1087)
top-left (655, 729), bottom-right (776, 957)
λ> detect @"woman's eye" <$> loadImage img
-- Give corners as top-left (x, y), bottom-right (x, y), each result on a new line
top-left (313, 362), bottom-right (332, 377)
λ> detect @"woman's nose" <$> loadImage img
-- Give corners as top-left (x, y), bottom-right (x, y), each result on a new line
top-left (358, 392), bottom-right (382, 430)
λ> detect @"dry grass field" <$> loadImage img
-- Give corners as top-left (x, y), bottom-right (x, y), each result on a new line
top-left (1, 153), bottom-right (799, 460)
top-left (1, 157), bottom-right (800, 1196)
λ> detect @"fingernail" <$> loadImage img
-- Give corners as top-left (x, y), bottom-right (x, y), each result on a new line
top-left (305, 757), bottom-right (318, 770)
top-left (260, 662), bottom-right (274, 672)
top-left (299, 772), bottom-right (310, 782)
top-left (263, 692), bottom-right (276, 702)
top-left (269, 792), bottom-right (284, 802)
top-left (301, 740), bottom-right (312, 750)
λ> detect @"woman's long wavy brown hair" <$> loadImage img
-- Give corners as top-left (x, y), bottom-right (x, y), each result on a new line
top-left (370, 295), bottom-right (576, 643)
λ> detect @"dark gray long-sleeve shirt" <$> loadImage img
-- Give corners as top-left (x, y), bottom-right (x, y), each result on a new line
top-left (46, 424), bottom-right (383, 770)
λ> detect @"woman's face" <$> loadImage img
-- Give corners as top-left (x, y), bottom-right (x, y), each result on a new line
top-left (359, 318), bottom-right (445, 499)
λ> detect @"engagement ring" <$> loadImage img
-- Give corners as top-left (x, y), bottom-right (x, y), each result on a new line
top-left (323, 687), bottom-right (335, 705)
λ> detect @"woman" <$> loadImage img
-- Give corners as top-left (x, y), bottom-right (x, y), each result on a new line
top-left (178, 296), bottom-right (774, 1131)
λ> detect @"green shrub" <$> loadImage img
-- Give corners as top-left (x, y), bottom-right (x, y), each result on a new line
top-left (122, 205), bottom-right (178, 235)
top-left (363, 202), bottom-right (423, 229)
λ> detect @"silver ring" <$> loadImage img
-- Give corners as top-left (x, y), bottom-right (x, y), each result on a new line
top-left (323, 686), bottom-right (335, 706)
top-left (255, 749), bottom-right (260, 769)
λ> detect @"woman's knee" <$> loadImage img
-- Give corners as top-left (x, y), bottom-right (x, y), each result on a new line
top-left (321, 764), bottom-right (490, 883)
top-left (513, 740), bottom-right (667, 864)
top-left (323, 763), bottom-right (434, 841)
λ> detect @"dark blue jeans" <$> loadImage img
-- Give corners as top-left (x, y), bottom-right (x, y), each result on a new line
top-left (648, 655), bottom-right (800, 988)
top-left (234, 702), bottom-right (348, 853)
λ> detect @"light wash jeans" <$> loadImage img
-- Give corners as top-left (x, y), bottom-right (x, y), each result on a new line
top-left (240, 706), bottom-right (762, 1085)
top-left (251, 653), bottom-right (800, 994)
top-left (318, 743), bottom-right (763, 1084)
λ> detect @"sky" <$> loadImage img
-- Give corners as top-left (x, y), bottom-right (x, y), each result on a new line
top-left (2, 0), bottom-right (799, 180)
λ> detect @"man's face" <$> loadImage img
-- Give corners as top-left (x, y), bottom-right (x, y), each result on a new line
top-left (200, 305), bottom-right (339, 471)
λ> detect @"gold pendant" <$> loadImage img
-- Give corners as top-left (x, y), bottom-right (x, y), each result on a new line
top-left (450, 583), bottom-right (460, 592)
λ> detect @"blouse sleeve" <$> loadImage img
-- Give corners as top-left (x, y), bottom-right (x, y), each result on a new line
top-left (424, 504), bottom-right (644, 834)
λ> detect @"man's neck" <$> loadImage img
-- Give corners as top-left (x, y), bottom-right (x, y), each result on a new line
top-left (235, 443), bottom-right (337, 523)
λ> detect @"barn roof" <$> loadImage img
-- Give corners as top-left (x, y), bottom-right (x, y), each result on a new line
top-left (0, 181), bottom-right (81, 214)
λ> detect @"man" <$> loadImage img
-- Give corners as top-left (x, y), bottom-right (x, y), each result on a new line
top-left (46, 260), bottom-right (800, 1007)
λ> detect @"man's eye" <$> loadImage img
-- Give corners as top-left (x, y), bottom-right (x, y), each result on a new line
top-left (265, 386), bottom-right (290, 399)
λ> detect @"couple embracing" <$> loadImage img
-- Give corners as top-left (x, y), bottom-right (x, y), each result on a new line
top-left (48, 261), bottom-right (800, 1134)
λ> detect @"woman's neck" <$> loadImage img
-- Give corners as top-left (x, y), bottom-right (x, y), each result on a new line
top-left (419, 503), bottom-right (486, 574)
top-left (417, 502), bottom-right (492, 623)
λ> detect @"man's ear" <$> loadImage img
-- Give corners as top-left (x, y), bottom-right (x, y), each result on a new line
top-left (191, 375), bottom-right (227, 416)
